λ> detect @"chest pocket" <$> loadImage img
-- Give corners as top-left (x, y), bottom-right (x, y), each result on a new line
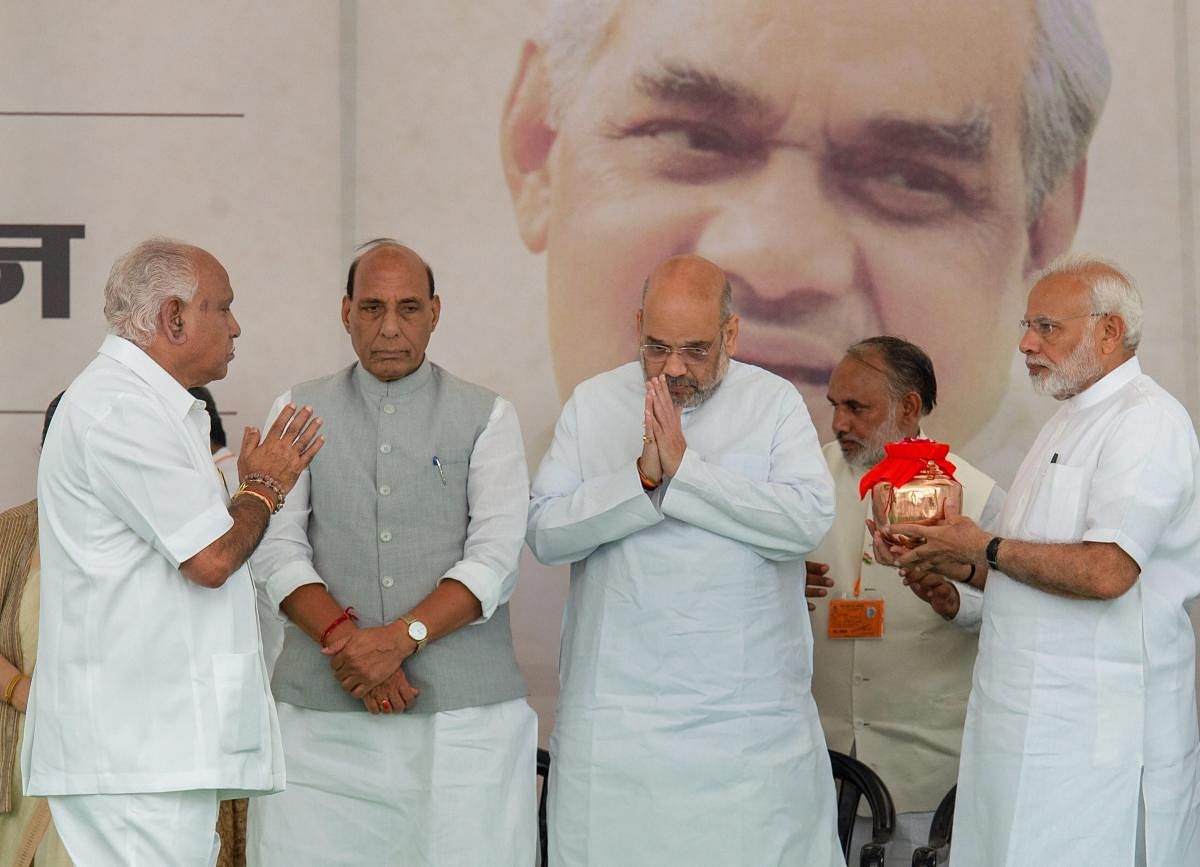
top-left (1024, 463), bottom-right (1087, 542)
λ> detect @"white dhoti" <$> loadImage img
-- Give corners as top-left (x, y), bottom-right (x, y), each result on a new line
top-left (48, 790), bottom-right (220, 867)
top-left (247, 699), bottom-right (538, 866)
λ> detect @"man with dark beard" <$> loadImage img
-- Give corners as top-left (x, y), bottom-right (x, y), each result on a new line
top-left (805, 336), bottom-right (1001, 865)
top-left (885, 256), bottom-right (1200, 863)
top-left (527, 254), bottom-right (841, 865)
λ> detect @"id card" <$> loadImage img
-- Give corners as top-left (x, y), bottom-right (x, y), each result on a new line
top-left (828, 597), bottom-right (886, 639)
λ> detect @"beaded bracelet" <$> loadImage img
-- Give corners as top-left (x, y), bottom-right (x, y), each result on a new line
top-left (320, 607), bottom-right (359, 646)
top-left (243, 473), bottom-right (285, 509)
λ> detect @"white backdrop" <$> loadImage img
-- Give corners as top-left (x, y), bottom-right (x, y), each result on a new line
top-left (2, 1), bottom-right (1197, 741)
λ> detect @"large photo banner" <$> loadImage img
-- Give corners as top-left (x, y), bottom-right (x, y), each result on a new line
top-left (3, 0), bottom-right (1198, 736)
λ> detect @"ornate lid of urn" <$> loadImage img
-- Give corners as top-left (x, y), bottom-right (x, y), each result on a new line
top-left (858, 438), bottom-right (962, 549)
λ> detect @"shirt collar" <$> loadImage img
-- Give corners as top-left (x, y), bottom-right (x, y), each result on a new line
top-left (351, 355), bottom-right (433, 397)
top-left (1068, 355), bottom-right (1141, 410)
top-left (97, 335), bottom-right (200, 418)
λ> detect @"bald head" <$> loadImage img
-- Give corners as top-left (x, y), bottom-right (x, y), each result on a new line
top-left (346, 239), bottom-right (435, 299)
top-left (641, 255), bottom-right (732, 323)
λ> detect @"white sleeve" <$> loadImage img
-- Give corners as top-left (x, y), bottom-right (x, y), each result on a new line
top-left (950, 580), bottom-right (984, 631)
top-left (248, 390), bottom-right (327, 611)
top-left (86, 394), bottom-right (232, 568)
top-left (440, 397), bottom-right (530, 621)
top-left (659, 389), bottom-right (835, 561)
top-left (527, 393), bottom-right (663, 566)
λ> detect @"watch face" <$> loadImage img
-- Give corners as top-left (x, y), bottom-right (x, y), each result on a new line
top-left (409, 620), bottom-right (428, 642)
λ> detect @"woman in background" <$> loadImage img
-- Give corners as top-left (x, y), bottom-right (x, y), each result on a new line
top-left (0, 393), bottom-right (71, 867)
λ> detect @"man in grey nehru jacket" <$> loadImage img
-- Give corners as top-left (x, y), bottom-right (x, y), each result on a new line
top-left (247, 240), bottom-right (536, 866)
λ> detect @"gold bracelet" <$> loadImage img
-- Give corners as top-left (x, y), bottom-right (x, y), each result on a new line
top-left (242, 473), bottom-right (285, 508)
top-left (234, 488), bottom-right (275, 516)
top-left (4, 672), bottom-right (23, 705)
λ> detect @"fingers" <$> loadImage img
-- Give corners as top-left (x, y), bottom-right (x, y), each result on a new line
top-left (265, 404), bottom-right (300, 441)
top-left (363, 693), bottom-right (382, 714)
top-left (648, 376), bottom-right (675, 426)
top-left (320, 634), bottom-right (350, 656)
top-left (296, 416), bottom-right (324, 454)
top-left (394, 678), bottom-right (419, 710)
top-left (241, 425), bottom-right (261, 455)
top-left (807, 601), bottom-right (816, 612)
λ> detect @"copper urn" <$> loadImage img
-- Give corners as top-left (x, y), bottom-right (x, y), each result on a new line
top-left (870, 460), bottom-right (963, 548)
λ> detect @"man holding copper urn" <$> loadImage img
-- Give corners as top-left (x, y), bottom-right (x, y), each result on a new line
top-left (806, 336), bottom-right (1002, 865)
top-left (880, 256), bottom-right (1200, 864)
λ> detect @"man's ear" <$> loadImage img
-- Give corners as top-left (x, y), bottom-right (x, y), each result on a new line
top-left (722, 314), bottom-right (739, 358)
top-left (160, 297), bottom-right (186, 346)
top-left (500, 40), bottom-right (557, 254)
top-left (341, 295), bottom-right (352, 334)
top-left (429, 295), bottom-right (441, 332)
top-left (1025, 160), bottom-right (1088, 274)
top-left (897, 390), bottom-right (923, 430)
top-left (1099, 311), bottom-right (1127, 356)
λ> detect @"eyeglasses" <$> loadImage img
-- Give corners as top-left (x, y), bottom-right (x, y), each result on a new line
top-left (1019, 312), bottom-right (1106, 341)
top-left (640, 342), bottom-right (714, 363)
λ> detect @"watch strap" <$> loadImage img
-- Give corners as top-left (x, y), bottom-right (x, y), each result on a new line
top-left (985, 536), bottom-right (1004, 571)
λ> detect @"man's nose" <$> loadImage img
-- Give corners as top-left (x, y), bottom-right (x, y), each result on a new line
top-left (380, 306), bottom-right (403, 337)
top-left (692, 150), bottom-right (858, 309)
top-left (229, 313), bottom-right (241, 339)
top-left (1018, 325), bottom-right (1039, 355)
top-left (663, 351), bottom-right (688, 378)
top-left (831, 406), bottom-right (853, 436)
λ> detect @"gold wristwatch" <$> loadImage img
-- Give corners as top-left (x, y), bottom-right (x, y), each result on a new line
top-left (400, 614), bottom-right (428, 653)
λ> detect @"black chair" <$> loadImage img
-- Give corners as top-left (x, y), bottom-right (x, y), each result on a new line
top-left (829, 750), bottom-right (895, 867)
top-left (536, 748), bottom-right (551, 866)
top-left (911, 784), bottom-right (956, 866)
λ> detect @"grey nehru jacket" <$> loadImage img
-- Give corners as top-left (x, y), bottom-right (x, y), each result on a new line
top-left (270, 360), bottom-right (527, 714)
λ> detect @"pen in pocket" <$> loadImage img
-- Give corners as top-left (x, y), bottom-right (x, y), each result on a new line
top-left (432, 456), bottom-right (446, 486)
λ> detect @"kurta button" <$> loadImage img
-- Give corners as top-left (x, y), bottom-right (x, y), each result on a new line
top-left (383, 404), bottom-right (396, 414)
top-left (379, 443), bottom-right (392, 454)
top-left (381, 576), bottom-right (394, 588)
top-left (380, 530), bottom-right (392, 542)
top-left (379, 485), bottom-right (391, 496)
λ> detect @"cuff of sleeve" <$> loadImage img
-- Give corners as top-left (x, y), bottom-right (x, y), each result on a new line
top-left (441, 561), bottom-right (502, 623)
top-left (1081, 529), bottom-right (1146, 570)
top-left (161, 502), bottom-right (234, 567)
top-left (951, 581), bottom-right (985, 629)
top-left (266, 559), bottom-right (327, 612)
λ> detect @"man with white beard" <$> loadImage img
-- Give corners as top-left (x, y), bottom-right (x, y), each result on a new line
top-left (528, 254), bottom-right (843, 865)
top-left (805, 337), bottom-right (1002, 865)
top-left (885, 256), bottom-right (1200, 864)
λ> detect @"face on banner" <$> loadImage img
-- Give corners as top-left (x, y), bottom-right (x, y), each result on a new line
top-left (503, 0), bottom-right (1094, 445)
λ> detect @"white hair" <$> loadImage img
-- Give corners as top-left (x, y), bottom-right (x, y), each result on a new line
top-left (543, 0), bottom-right (1111, 221)
top-left (103, 238), bottom-right (198, 348)
top-left (1035, 253), bottom-right (1143, 350)
top-left (1022, 0), bottom-right (1111, 219)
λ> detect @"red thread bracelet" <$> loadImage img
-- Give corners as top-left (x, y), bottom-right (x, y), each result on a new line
top-left (320, 606), bottom-right (358, 645)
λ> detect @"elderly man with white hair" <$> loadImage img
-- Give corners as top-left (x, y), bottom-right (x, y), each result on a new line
top-left (24, 238), bottom-right (323, 866)
top-left (882, 256), bottom-right (1200, 864)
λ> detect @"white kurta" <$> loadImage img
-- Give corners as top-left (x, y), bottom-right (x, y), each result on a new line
top-left (528, 360), bottom-right (843, 866)
top-left (25, 335), bottom-right (283, 798)
top-left (809, 440), bottom-right (1001, 822)
top-left (953, 358), bottom-right (1200, 865)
